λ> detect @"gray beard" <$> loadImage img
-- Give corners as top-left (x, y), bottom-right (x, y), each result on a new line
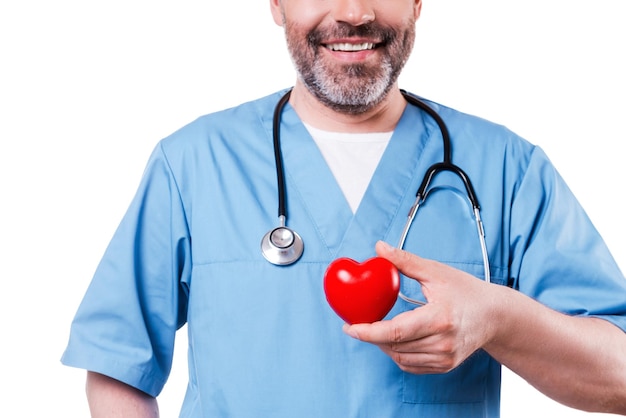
top-left (297, 56), bottom-right (395, 115)
top-left (283, 20), bottom-right (413, 115)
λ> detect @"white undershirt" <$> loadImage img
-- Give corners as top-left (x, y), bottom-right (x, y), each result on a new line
top-left (304, 123), bottom-right (393, 213)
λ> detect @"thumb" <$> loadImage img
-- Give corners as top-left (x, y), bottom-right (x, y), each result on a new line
top-left (375, 240), bottom-right (432, 285)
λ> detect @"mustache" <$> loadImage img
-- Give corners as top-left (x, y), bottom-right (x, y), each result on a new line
top-left (307, 22), bottom-right (397, 46)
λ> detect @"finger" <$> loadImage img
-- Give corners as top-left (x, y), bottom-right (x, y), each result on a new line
top-left (343, 307), bottom-right (436, 345)
top-left (375, 240), bottom-right (435, 285)
top-left (378, 344), bottom-right (458, 372)
top-left (374, 329), bottom-right (466, 374)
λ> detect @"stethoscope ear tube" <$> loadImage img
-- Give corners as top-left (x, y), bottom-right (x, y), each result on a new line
top-left (417, 162), bottom-right (481, 212)
top-left (397, 91), bottom-right (491, 303)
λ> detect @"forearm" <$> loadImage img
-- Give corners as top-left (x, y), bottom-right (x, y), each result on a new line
top-left (86, 372), bottom-right (159, 418)
top-left (485, 285), bottom-right (626, 414)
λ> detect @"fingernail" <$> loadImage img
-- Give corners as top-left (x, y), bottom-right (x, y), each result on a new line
top-left (378, 240), bottom-right (394, 252)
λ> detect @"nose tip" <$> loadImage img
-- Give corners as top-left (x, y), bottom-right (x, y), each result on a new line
top-left (332, 1), bottom-right (375, 26)
top-left (351, 12), bottom-right (375, 25)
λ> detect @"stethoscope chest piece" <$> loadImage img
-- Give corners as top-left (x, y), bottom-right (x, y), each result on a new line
top-left (261, 226), bottom-right (304, 266)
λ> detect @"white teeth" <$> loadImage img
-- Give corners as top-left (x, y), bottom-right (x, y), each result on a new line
top-left (327, 42), bottom-right (375, 52)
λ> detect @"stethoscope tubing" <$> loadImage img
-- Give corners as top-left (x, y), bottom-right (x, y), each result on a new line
top-left (265, 88), bottom-right (491, 304)
top-left (272, 90), bottom-right (293, 220)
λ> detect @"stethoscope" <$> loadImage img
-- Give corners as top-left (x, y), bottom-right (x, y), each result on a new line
top-left (261, 89), bottom-right (491, 304)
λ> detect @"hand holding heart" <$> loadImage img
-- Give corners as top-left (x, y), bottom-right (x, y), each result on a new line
top-left (342, 240), bottom-right (496, 375)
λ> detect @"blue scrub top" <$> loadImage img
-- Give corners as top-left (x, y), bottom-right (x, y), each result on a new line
top-left (62, 89), bottom-right (626, 417)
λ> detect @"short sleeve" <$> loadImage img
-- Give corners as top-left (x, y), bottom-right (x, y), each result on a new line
top-left (509, 146), bottom-right (626, 331)
top-left (61, 142), bottom-right (191, 397)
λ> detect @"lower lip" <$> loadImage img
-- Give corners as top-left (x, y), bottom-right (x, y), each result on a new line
top-left (324, 47), bottom-right (377, 63)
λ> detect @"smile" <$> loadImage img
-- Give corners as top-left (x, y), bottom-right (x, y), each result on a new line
top-left (324, 42), bottom-right (376, 52)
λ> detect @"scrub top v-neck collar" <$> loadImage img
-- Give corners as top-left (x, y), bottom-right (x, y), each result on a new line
top-left (271, 99), bottom-right (433, 259)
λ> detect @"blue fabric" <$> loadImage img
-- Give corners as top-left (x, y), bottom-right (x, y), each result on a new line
top-left (62, 89), bottom-right (626, 417)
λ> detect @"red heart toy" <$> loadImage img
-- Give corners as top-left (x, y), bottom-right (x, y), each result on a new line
top-left (323, 257), bottom-right (400, 324)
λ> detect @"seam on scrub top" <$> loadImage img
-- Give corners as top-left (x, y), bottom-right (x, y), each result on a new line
top-left (192, 259), bottom-right (332, 267)
top-left (156, 141), bottom-right (192, 234)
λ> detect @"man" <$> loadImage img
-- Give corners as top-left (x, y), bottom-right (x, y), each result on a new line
top-left (62, 0), bottom-right (626, 416)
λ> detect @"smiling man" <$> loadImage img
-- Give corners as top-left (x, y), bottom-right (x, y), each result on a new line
top-left (62, 1), bottom-right (626, 417)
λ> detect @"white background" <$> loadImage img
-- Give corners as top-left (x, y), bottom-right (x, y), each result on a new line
top-left (1, 1), bottom-right (624, 416)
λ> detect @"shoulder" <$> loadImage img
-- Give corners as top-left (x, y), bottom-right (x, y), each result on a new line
top-left (425, 97), bottom-right (529, 142)
top-left (411, 95), bottom-right (538, 165)
top-left (157, 89), bottom-right (289, 153)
